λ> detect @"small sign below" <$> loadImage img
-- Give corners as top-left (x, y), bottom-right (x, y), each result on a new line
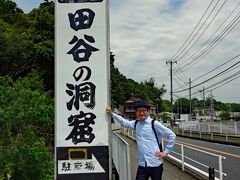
top-left (56, 146), bottom-right (109, 179)
top-left (58, 155), bottom-right (105, 174)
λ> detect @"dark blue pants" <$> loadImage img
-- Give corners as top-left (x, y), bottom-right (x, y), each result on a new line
top-left (135, 164), bottom-right (163, 180)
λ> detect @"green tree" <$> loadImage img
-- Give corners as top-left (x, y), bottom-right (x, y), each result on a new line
top-left (0, 20), bottom-right (35, 78)
top-left (0, 72), bottom-right (54, 179)
top-left (0, 1), bottom-right (55, 91)
top-left (219, 111), bottom-right (230, 120)
top-left (173, 98), bottom-right (190, 114)
top-left (159, 99), bottom-right (171, 112)
top-left (161, 112), bottom-right (171, 123)
top-left (0, 0), bottom-right (23, 24)
top-left (227, 103), bottom-right (240, 112)
top-left (27, 1), bottom-right (54, 91)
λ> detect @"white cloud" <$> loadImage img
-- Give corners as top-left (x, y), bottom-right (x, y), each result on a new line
top-left (11, 0), bottom-right (240, 103)
top-left (110, 0), bottom-right (240, 103)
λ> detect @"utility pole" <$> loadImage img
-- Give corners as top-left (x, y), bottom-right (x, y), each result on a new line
top-left (177, 99), bottom-right (179, 118)
top-left (203, 86), bottom-right (206, 121)
top-left (199, 86), bottom-right (206, 121)
top-left (210, 90), bottom-right (214, 121)
top-left (189, 78), bottom-right (192, 121)
top-left (166, 60), bottom-right (177, 128)
top-left (180, 98), bottom-right (182, 115)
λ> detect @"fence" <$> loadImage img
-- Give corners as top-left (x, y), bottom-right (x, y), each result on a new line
top-left (166, 141), bottom-right (226, 180)
top-left (112, 132), bottom-right (131, 180)
top-left (177, 121), bottom-right (240, 145)
top-left (180, 121), bottom-right (240, 134)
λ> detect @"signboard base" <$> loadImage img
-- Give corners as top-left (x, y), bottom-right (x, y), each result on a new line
top-left (56, 146), bottom-right (109, 180)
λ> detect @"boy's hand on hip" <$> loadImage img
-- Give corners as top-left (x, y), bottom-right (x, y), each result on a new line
top-left (155, 151), bottom-right (168, 158)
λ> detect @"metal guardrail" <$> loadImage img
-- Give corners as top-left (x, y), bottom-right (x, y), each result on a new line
top-left (120, 126), bottom-right (227, 180)
top-left (175, 128), bottom-right (240, 145)
top-left (180, 121), bottom-right (240, 134)
top-left (112, 132), bottom-right (131, 180)
top-left (166, 141), bottom-right (227, 180)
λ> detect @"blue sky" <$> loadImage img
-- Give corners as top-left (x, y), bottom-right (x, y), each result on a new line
top-left (11, 0), bottom-right (240, 103)
top-left (13, 0), bottom-right (44, 13)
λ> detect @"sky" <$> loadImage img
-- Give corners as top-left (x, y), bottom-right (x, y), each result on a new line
top-left (12, 0), bottom-right (240, 104)
top-left (13, 0), bottom-right (43, 13)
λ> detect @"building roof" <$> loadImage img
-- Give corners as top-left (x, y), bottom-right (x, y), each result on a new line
top-left (124, 97), bottom-right (142, 104)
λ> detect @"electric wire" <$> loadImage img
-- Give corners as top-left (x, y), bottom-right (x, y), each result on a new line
top-left (172, 0), bottom-right (221, 62)
top-left (175, 0), bottom-right (227, 63)
top-left (190, 69), bottom-right (240, 97)
top-left (210, 73), bottom-right (240, 91)
top-left (174, 60), bottom-right (240, 93)
top-left (168, 0), bottom-right (215, 62)
top-left (192, 53), bottom-right (240, 82)
top-left (166, 1), bottom-right (240, 102)
top-left (178, 12), bottom-right (240, 72)
top-left (176, 2), bottom-right (240, 71)
top-left (173, 66), bottom-right (188, 83)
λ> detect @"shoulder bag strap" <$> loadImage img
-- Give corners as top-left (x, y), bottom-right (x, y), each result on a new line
top-left (151, 120), bottom-right (163, 152)
top-left (134, 120), bottom-right (139, 130)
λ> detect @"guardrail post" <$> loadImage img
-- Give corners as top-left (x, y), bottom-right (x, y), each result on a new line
top-left (181, 144), bottom-right (185, 171)
top-left (125, 128), bottom-right (127, 135)
top-left (208, 167), bottom-right (215, 180)
top-left (220, 122), bottom-right (223, 134)
top-left (208, 123), bottom-right (210, 134)
top-left (112, 165), bottom-right (119, 180)
top-left (219, 155), bottom-right (223, 180)
top-left (234, 122), bottom-right (237, 134)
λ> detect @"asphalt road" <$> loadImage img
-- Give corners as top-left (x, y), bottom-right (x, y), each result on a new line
top-left (173, 136), bottom-right (240, 180)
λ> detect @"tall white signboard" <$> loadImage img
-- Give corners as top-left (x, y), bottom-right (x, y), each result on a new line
top-left (55, 0), bottom-right (110, 179)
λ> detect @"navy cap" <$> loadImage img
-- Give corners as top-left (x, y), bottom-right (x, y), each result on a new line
top-left (134, 100), bottom-right (150, 109)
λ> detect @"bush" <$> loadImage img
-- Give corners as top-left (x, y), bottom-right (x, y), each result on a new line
top-left (0, 72), bottom-right (54, 179)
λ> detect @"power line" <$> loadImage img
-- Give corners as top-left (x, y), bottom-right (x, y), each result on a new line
top-left (166, 1), bottom-right (240, 103)
top-left (177, 11), bottom-right (240, 72)
top-left (168, 0), bottom-right (215, 62)
top-left (176, 63), bottom-right (188, 80)
top-left (207, 70), bottom-right (240, 90)
top-left (172, 0), bottom-right (221, 62)
top-left (174, 60), bottom-right (240, 93)
top-left (180, 61), bottom-right (240, 97)
top-left (174, 0), bottom-right (236, 81)
top-left (191, 69), bottom-right (240, 97)
top-left (192, 53), bottom-right (240, 82)
top-left (211, 74), bottom-right (240, 91)
top-left (173, 76), bottom-right (187, 88)
top-left (173, 66), bottom-right (188, 84)
top-left (176, 2), bottom-right (240, 71)
top-left (175, 0), bottom-right (227, 63)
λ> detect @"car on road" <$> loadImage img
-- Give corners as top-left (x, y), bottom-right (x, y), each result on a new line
top-left (174, 119), bottom-right (185, 125)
